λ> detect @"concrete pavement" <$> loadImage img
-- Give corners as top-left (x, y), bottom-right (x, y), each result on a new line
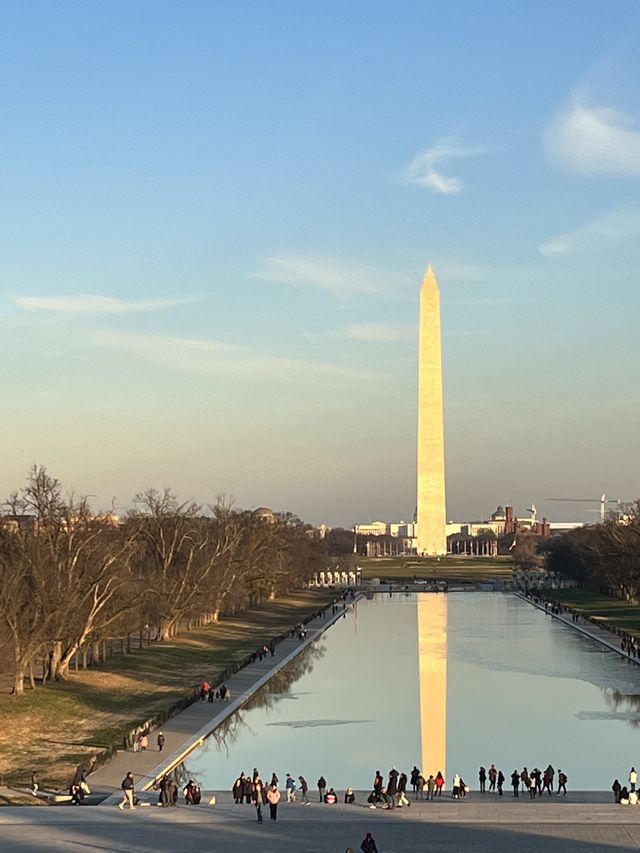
top-left (1, 793), bottom-right (640, 852)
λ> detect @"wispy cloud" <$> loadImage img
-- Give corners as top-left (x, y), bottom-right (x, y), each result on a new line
top-left (252, 254), bottom-right (409, 297)
top-left (545, 99), bottom-right (640, 176)
top-left (13, 294), bottom-right (190, 315)
top-left (92, 329), bottom-right (377, 383)
top-left (401, 138), bottom-right (485, 195)
top-left (539, 207), bottom-right (640, 256)
top-left (341, 322), bottom-right (413, 342)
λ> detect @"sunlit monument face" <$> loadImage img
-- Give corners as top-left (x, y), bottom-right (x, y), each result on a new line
top-left (416, 264), bottom-right (447, 556)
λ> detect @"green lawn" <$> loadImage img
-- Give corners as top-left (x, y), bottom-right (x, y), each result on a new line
top-left (358, 555), bottom-right (513, 582)
top-left (0, 589), bottom-right (335, 789)
top-left (548, 589), bottom-right (640, 636)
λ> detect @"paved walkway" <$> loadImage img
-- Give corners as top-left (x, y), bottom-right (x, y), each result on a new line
top-left (90, 599), bottom-right (356, 802)
top-left (1, 795), bottom-right (640, 852)
top-left (515, 592), bottom-right (640, 663)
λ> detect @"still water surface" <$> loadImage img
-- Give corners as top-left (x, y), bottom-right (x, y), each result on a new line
top-left (181, 592), bottom-right (640, 790)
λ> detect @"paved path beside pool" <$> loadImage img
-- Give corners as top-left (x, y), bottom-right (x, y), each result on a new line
top-left (1, 794), bottom-right (640, 852)
top-left (515, 591), bottom-right (640, 664)
top-left (89, 599), bottom-right (358, 801)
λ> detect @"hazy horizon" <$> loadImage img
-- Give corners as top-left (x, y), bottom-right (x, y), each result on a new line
top-left (2, 2), bottom-right (639, 528)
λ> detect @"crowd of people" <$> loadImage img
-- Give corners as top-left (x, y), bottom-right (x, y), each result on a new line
top-left (611, 767), bottom-right (640, 805)
top-left (199, 680), bottom-right (232, 703)
top-left (478, 764), bottom-right (568, 797)
top-left (225, 762), bottom-right (575, 815)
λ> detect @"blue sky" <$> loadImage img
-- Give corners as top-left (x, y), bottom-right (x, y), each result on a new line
top-left (2, 1), bottom-right (639, 526)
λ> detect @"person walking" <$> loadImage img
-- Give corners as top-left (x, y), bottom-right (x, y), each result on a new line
top-left (497, 770), bottom-right (504, 796)
top-left (167, 778), bottom-right (178, 805)
top-left (243, 774), bottom-right (253, 804)
top-left (118, 772), bottom-right (135, 810)
top-left (557, 770), bottom-right (567, 796)
top-left (317, 775), bottom-right (327, 803)
top-left (233, 773), bottom-right (245, 804)
top-left (386, 768), bottom-right (398, 809)
top-left (267, 783), bottom-right (281, 821)
top-left (31, 771), bottom-right (39, 796)
top-left (158, 776), bottom-right (169, 807)
top-left (426, 775), bottom-right (435, 800)
top-left (252, 776), bottom-right (266, 822)
top-left (298, 775), bottom-right (310, 804)
top-left (360, 832), bottom-right (379, 853)
top-left (629, 767), bottom-right (637, 792)
top-left (397, 772), bottom-right (410, 807)
top-left (285, 773), bottom-right (296, 802)
top-left (157, 732), bottom-right (165, 752)
top-left (478, 766), bottom-right (486, 793)
top-left (452, 773), bottom-right (461, 799)
top-left (511, 770), bottom-right (520, 797)
top-left (373, 770), bottom-right (383, 804)
top-left (138, 733), bottom-right (148, 751)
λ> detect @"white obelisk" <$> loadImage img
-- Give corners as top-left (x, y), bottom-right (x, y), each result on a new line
top-left (416, 265), bottom-right (447, 556)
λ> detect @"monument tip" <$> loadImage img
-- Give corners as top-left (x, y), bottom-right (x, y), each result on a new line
top-left (421, 263), bottom-right (439, 290)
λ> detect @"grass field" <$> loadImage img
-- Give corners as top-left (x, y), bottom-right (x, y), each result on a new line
top-left (357, 555), bottom-right (514, 582)
top-left (548, 589), bottom-right (640, 636)
top-left (0, 589), bottom-right (334, 790)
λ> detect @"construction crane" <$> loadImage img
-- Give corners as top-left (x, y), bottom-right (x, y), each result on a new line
top-left (545, 494), bottom-right (620, 524)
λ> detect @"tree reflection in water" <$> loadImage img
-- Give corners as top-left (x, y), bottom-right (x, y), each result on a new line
top-left (601, 687), bottom-right (640, 727)
top-left (176, 640), bottom-right (326, 786)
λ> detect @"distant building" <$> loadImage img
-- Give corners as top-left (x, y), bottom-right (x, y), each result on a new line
top-left (355, 503), bottom-right (562, 558)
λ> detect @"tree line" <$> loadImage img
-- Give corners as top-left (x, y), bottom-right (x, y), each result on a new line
top-left (516, 503), bottom-right (640, 599)
top-left (0, 467), bottom-right (324, 696)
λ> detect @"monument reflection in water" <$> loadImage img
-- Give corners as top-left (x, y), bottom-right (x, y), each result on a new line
top-left (179, 593), bottom-right (640, 790)
top-left (418, 595), bottom-right (447, 782)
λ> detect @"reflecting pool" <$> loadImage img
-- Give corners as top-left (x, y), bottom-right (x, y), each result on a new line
top-left (180, 592), bottom-right (640, 790)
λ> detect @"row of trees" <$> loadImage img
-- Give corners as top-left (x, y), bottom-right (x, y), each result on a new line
top-left (543, 502), bottom-right (640, 599)
top-left (0, 467), bottom-right (324, 695)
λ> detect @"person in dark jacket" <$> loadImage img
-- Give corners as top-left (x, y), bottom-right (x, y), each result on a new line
top-left (157, 776), bottom-right (169, 807)
top-left (317, 775), bottom-right (327, 802)
top-left (243, 775), bottom-right (253, 804)
top-left (360, 832), bottom-right (379, 853)
top-left (397, 772), bottom-right (410, 806)
top-left (497, 770), bottom-right (505, 796)
top-left (612, 779), bottom-right (622, 803)
top-left (157, 732), bottom-right (165, 752)
top-left (511, 770), bottom-right (520, 797)
top-left (252, 776), bottom-right (266, 822)
top-left (373, 770), bottom-right (383, 803)
top-left (233, 773), bottom-right (245, 804)
top-left (557, 770), bottom-right (567, 796)
top-left (119, 772), bottom-right (135, 810)
top-left (410, 766), bottom-right (420, 796)
top-left (479, 766), bottom-right (486, 793)
top-left (386, 768), bottom-right (398, 808)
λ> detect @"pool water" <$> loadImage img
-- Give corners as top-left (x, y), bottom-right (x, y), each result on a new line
top-left (179, 592), bottom-right (640, 791)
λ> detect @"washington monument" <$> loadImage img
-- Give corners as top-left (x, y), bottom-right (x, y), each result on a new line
top-left (416, 264), bottom-right (447, 556)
